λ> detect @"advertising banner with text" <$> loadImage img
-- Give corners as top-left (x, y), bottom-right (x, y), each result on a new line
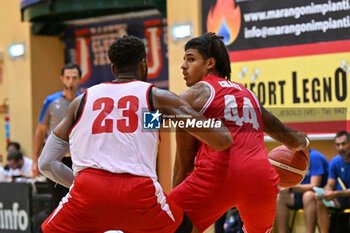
top-left (202, 0), bottom-right (350, 133)
top-left (0, 183), bottom-right (31, 233)
top-left (64, 13), bottom-right (168, 92)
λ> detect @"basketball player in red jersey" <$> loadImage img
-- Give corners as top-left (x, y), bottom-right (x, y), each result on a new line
top-left (168, 32), bottom-right (310, 233)
top-left (37, 36), bottom-right (233, 233)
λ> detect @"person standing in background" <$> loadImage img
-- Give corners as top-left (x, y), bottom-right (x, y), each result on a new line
top-left (31, 63), bottom-right (81, 207)
top-left (4, 141), bottom-right (22, 172)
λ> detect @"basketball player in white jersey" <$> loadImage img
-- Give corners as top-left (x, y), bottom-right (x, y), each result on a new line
top-left (38, 35), bottom-right (233, 233)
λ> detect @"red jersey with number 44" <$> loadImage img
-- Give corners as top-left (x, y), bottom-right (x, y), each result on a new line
top-left (196, 75), bottom-right (278, 183)
top-left (168, 75), bottom-right (279, 233)
top-left (69, 81), bottom-right (159, 179)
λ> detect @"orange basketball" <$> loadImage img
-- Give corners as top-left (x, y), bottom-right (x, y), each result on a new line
top-left (268, 145), bottom-right (308, 188)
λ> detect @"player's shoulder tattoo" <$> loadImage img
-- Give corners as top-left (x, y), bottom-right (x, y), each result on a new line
top-left (189, 82), bottom-right (211, 102)
top-left (180, 82), bottom-right (211, 110)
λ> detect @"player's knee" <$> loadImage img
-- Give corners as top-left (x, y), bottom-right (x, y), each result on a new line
top-left (175, 213), bottom-right (193, 233)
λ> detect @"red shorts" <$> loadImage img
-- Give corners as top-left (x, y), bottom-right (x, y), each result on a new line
top-left (168, 156), bottom-right (279, 233)
top-left (42, 168), bottom-right (183, 233)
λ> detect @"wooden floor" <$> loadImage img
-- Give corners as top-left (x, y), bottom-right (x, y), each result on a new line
top-left (288, 211), bottom-right (320, 233)
top-left (271, 209), bottom-right (320, 233)
top-left (204, 225), bottom-right (215, 233)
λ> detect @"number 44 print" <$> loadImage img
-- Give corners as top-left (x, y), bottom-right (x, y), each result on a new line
top-left (224, 95), bottom-right (259, 130)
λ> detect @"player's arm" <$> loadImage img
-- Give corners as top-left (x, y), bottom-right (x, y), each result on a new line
top-left (38, 95), bottom-right (83, 188)
top-left (172, 128), bottom-right (198, 188)
top-left (53, 94), bottom-right (83, 141)
top-left (32, 123), bottom-right (48, 177)
top-left (172, 83), bottom-right (211, 187)
top-left (152, 86), bottom-right (233, 151)
top-left (32, 98), bottom-right (53, 177)
top-left (261, 106), bottom-right (309, 156)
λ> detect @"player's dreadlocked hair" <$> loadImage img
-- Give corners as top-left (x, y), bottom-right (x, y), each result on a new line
top-left (108, 35), bottom-right (146, 72)
top-left (185, 32), bottom-right (231, 81)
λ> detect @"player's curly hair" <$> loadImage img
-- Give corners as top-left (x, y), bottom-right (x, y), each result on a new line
top-left (108, 35), bottom-right (146, 71)
top-left (185, 32), bottom-right (231, 80)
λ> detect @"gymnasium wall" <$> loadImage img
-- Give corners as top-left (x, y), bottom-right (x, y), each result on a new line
top-left (167, 0), bottom-right (202, 168)
top-left (0, 0), bottom-right (64, 162)
top-left (0, 0), bottom-right (32, 162)
top-left (30, 35), bottom-right (65, 148)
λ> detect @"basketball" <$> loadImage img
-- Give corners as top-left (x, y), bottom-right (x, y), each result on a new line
top-left (268, 145), bottom-right (308, 188)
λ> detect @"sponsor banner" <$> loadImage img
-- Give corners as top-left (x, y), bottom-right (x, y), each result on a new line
top-left (229, 39), bottom-right (350, 62)
top-left (64, 13), bottom-right (168, 92)
top-left (0, 183), bottom-right (31, 233)
top-left (231, 52), bottom-right (350, 132)
top-left (202, 0), bottom-right (350, 51)
top-left (267, 108), bottom-right (348, 133)
top-left (284, 120), bottom-right (349, 134)
top-left (202, 1), bottom-right (350, 132)
top-left (231, 52), bottom-right (349, 107)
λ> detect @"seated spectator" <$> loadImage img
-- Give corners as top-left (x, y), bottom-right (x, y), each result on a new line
top-left (6, 150), bottom-right (33, 178)
top-left (275, 148), bottom-right (329, 233)
top-left (4, 141), bottom-right (21, 171)
top-left (7, 141), bottom-right (21, 152)
top-left (314, 131), bottom-right (350, 233)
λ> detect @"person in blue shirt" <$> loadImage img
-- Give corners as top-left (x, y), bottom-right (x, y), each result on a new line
top-left (275, 147), bottom-right (329, 233)
top-left (315, 131), bottom-right (350, 233)
top-left (32, 63), bottom-right (81, 208)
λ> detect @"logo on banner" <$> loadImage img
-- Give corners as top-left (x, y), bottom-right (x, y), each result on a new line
top-left (206, 0), bottom-right (241, 46)
top-left (145, 20), bottom-right (163, 79)
top-left (75, 29), bottom-right (92, 85)
top-left (0, 202), bottom-right (29, 231)
top-left (143, 110), bottom-right (161, 129)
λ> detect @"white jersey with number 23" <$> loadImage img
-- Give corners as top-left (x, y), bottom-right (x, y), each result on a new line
top-left (69, 81), bottom-right (158, 179)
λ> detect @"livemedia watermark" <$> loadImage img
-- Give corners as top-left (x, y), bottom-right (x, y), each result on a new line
top-left (143, 110), bottom-right (222, 130)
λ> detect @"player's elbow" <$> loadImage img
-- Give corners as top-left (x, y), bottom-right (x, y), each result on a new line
top-left (211, 133), bottom-right (233, 151)
top-left (38, 155), bottom-right (50, 175)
